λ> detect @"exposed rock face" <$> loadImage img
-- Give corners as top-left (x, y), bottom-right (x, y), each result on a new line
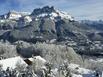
top-left (0, 18), bottom-right (90, 43)
top-left (31, 6), bottom-right (56, 16)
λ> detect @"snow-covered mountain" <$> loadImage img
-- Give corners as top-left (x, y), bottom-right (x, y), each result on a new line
top-left (0, 6), bottom-right (81, 41)
top-left (0, 11), bottom-right (30, 20)
top-left (31, 6), bottom-right (74, 21)
top-left (0, 6), bottom-right (74, 30)
top-left (0, 6), bottom-right (73, 21)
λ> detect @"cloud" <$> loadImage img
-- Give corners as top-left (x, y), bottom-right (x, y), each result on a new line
top-left (65, 0), bottom-right (103, 20)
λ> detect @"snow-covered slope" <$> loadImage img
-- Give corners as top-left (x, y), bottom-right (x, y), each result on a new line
top-left (0, 56), bottom-right (26, 70)
top-left (8, 11), bottom-right (22, 20)
top-left (0, 56), bottom-right (46, 70)
top-left (0, 56), bottom-right (97, 77)
top-left (55, 10), bottom-right (74, 20)
top-left (23, 16), bottom-right (32, 22)
top-left (36, 10), bottom-right (74, 20)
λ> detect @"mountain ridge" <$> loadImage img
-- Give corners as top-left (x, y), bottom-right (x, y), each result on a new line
top-left (0, 6), bottom-right (103, 56)
top-left (0, 6), bottom-right (97, 43)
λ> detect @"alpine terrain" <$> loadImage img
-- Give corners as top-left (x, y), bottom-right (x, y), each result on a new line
top-left (0, 6), bottom-right (103, 77)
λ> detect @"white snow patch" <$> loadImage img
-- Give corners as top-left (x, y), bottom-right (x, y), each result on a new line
top-left (50, 12), bottom-right (58, 17)
top-left (0, 20), bottom-right (6, 23)
top-left (33, 56), bottom-right (46, 63)
top-left (89, 58), bottom-right (103, 63)
top-left (0, 56), bottom-right (26, 70)
top-left (30, 56), bottom-right (46, 70)
top-left (38, 13), bottom-right (48, 17)
top-left (72, 74), bottom-right (83, 77)
top-left (35, 10), bottom-right (74, 21)
top-left (9, 13), bottom-right (22, 19)
top-left (49, 39), bottom-right (56, 43)
top-left (24, 16), bottom-right (32, 22)
top-left (56, 10), bottom-right (74, 20)
top-left (0, 56), bottom-right (46, 70)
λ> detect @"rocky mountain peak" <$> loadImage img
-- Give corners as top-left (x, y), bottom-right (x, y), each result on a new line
top-left (31, 6), bottom-right (74, 21)
top-left (31, 6), bottom-right (55, 15)
top-left (0, 10), bottom-right (30, 20)
top-left (7, 11), bottom-right (22, 19)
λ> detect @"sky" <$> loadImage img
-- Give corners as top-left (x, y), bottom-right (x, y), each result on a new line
top-left (0, 0), bottom-right (103, 20)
